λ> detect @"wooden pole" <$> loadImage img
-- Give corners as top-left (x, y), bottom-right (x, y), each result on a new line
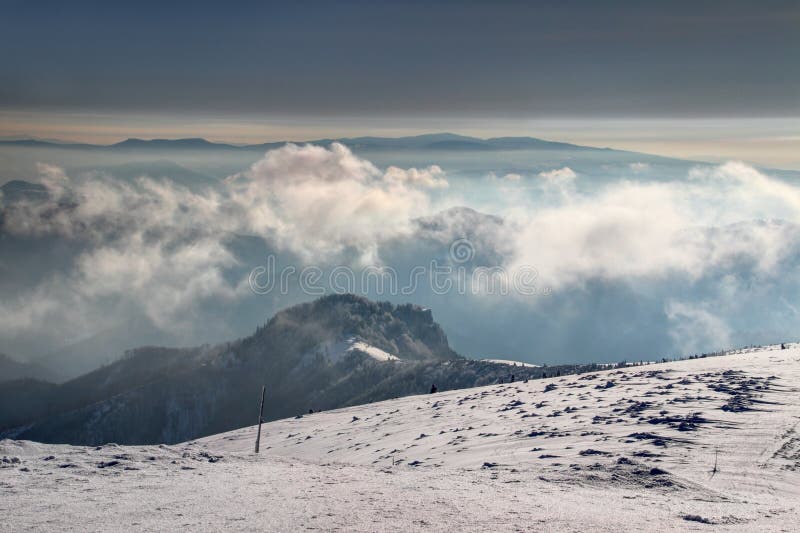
top-left (255, 385), bottom-right (266, 454)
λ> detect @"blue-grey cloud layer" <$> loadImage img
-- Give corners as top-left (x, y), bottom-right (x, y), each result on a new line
top-left (1, 0), bottom-right (798, 116)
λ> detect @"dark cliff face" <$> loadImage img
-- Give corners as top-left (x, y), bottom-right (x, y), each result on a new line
top-left (1, 294), bottom-right (461, 445)
top-left (254, 294), bottom-right (458, 362)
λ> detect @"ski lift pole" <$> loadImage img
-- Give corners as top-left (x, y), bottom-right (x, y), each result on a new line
top-left (255, 385), bottom-right (266, 453)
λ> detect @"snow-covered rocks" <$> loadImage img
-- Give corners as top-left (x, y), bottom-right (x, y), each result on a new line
top-left (303, 335), bottom-right (400, 364)
top-left (479, 358), bottom-right (539, 368)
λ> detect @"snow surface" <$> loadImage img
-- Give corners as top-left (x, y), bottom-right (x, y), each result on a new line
top-left (304, 336), bottom-right (399, 364)
top-left (480, 358), bottom-right (539, 368)
top-left (348, 340), bottom-right (399, 362)
top-left (2, 345), bottom-right (799, 531)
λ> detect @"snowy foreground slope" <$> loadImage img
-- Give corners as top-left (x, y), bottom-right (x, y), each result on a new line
top-left (2, 346), bottom-right (799, 532)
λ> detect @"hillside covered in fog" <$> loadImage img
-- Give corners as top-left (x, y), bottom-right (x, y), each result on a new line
top-left (1, 295), bottom-right (603, 445)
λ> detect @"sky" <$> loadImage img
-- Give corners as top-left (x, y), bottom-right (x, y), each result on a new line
top-left (1, 0), bottom-right (798, 167)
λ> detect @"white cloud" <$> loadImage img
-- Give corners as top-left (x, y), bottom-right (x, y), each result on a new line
top-left (486, 171), bottom-right (522, 182)
top-left (665, 300), bottom-right (732, 355)
top-left (538, 166), bottom-right (577, 183)
top-left (4, 149), bottom-right (800, 361)
top-left (509, 162), bottom-right (800, 288)
top-left (688, 161), bottom-right (800, 217)
top-left (384, 165), bottom-right (448, 188)
top-left (629, 162), bottom-right (650, 172)
top-left (0, 143), bottom-right (448, 340)
top-left (536, 167), bottom-right (578, 196)
top-left (227, 143), bottom-right (444, 262)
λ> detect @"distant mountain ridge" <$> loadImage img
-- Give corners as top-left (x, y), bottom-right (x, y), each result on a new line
top-left (0, 132), bottom-right (603, 152)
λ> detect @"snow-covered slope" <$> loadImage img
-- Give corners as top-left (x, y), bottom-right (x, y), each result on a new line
top-left (349, 340), bottom-right (400, 362)
top-left (306, 335), bottom-right (400, 364)
top-left (480, 358), bottom-right (539, 368)
top-left (2, 345), bottom-right (799, 531)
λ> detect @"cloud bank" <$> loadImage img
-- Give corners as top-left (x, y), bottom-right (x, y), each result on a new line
top-left (0, 143), bottom-right (448, 344)
top-left (509, 162), bottom-right (800, 288)
top-left (2, 145), bottom-right (800, 366)
top-left (227, 143), bottom-right (446, 263)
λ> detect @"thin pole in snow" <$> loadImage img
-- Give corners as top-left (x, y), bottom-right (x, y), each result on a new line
top-left (255, 385), bottom-right (266, 454)
top-left (709, 447), bottom-right (719, 479)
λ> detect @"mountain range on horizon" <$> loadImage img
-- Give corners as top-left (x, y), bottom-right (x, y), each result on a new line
top-left (0, 132), bottom-right (613, 153)
top-left (5, 132), bottom-right (799, 178)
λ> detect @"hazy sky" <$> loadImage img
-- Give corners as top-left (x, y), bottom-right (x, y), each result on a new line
top-left (1, 0), bottom-right (798, 166)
